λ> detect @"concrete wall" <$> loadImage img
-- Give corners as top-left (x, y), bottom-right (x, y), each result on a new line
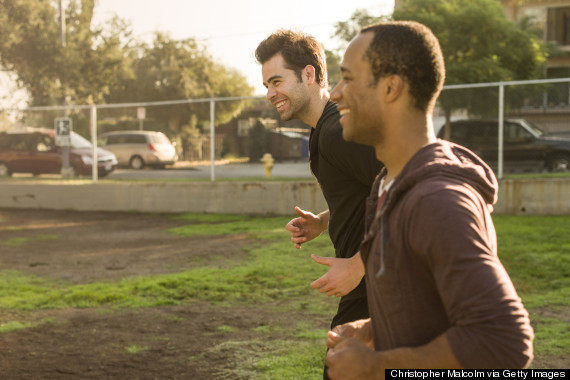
top-left (0, 180), bottom-right (328, 215)
top-left (0, 178), bottom-right (569, 215)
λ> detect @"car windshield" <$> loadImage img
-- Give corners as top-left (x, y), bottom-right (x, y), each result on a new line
top-left (519, 119), bottom-right (544, 138)
top-left (70, 132), bottom-right (93, 149)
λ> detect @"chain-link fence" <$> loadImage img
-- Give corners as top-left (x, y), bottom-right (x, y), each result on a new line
top-left (435, 78), bottom-right (570, 178)
top-left (1, 78), bottom-right (569, 182)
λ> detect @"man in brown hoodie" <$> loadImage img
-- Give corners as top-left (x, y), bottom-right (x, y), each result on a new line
top-left (325, 21), bottom-right (534, 378)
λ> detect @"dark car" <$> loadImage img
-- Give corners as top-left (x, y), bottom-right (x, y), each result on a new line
top-left (437, 118), bottom-right (570, 173)
top-left (0, 128), bottom-right (118, 177)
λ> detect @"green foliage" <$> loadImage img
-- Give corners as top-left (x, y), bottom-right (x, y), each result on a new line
top-left (392, 0), bottom-right (548, 119)
top-left (248, 120), bottom-right (268, 162)
top-left (252, 340), bottom-right (326, 379)
top-left (529, 313), bottom-right (570, 359)
top-left (493, 215), bottom-right (570, 307)
top-left (106, 32), bottom-right (253, 133)
top-left (0, 0), bottom-right (134, 107)
top-left (125, 344), bottom-right (147, 354)
top-left (332, 9), bottom-right (387, 46)
top-left (0, 1), bottom-right (253, 139)
top-left (0, 214), bottom-right (335, 312)
top-left (0, 213), bottom-right (567, 374)
top-left (332, 1), bottom-right (549, 120)
top-left (325, 47), bottom-right (341, 90)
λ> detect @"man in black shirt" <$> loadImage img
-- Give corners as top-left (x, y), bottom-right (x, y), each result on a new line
top-left (255, 30), bottom-right (383, 380)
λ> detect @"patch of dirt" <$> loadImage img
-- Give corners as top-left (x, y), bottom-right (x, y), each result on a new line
top-left (0, 208), bottom-right (566, 378)
top-left (0, 208), bottom-right (330, 379)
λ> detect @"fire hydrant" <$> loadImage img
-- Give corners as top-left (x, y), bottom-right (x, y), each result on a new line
top-left (261, 153), bottom-right (274, 178)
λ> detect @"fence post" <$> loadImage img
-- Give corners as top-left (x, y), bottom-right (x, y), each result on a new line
top-left (210, 99), bottom-right (215, 182)
top-left (498, 82), bottom-right (504, 180)
top-left (90, 104), bottom-right (98, 183)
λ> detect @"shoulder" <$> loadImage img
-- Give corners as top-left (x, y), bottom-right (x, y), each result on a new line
top-left (395, 177), bottom-right (489, 232)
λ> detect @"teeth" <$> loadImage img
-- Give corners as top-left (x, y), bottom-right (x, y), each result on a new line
top-left (275, 100), bottom-right (286, 109)
top-left (339, 109), bottom-right (350, 116)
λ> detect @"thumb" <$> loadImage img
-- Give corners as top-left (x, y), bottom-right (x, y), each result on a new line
top-left (294, 206), bottom-right (311, 219)
top-left (311, 254), bottom-right (333, 266)
top-left (327, 330), bottom-right (346, 349)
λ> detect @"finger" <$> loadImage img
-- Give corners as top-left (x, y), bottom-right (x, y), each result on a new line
top-left (294, 206), bottom-right (310, 218)
top-left (285, 222), bottom-right (302, 232)
top-left (310, 275), bottom-right (327, 290)
top-left (311, 254), bottom-right (332, 266)
top-left (326, 288), bottom-right (341, 297)
top-left (294, 207), bottom-right (315, 221)
top-left (289, 230), bottom-right (306, 237)
top-left (291, 237), bottom-right (307, 248)
top-left (326, 331), bottom-right (345, 350)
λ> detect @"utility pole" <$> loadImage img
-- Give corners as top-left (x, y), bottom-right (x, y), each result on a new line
top-left (59, 0), bottom-right (72, 177)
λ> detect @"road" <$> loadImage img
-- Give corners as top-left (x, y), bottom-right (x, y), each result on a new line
top-left (105, 160), bottom-right (314, 180)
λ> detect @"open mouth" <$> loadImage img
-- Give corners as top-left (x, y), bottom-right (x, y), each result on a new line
top-left (274, 100), bottom-right (287, 110)
top-left (339, 109), bottom-right (350, 116)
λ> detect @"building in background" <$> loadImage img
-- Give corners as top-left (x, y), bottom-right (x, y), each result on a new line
top-left (500, 0), bottom-right (570, 131)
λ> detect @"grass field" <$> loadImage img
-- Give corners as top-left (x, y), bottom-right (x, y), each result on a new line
top-left (0, 213), bottom-right (568, 377)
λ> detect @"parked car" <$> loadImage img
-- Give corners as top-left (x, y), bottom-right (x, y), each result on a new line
top-left (98, 130), bottom-right (178, 169)
top-left (0, 128), bottom-right (117, 177)
top-left (437, 118), bottom-right (570, 173)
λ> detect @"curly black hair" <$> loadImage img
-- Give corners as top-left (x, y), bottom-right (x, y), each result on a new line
top-left (361, 21), bottom-right (445, 112)
top-left (255, 29), bottom-right (328, 88)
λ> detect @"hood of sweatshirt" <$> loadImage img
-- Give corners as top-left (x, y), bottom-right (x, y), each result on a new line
top-left (381, 139), bottom-right (498, 216)
top-left (365, 139), bottom-right (499, 279)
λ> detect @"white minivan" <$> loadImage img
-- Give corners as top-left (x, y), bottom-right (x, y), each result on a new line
top-left (99, 131), bottom-right (178, 169)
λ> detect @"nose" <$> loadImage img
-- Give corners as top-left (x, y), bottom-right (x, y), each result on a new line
top-left (330, 81), bottom-right (342, 103)
top-left (266, 85), bottom-right (276, 101)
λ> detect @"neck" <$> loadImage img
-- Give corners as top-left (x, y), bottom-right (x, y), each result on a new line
top-left (303, 88), bottom-right (330, 128)
top-left (376, 113), bottom-right (436, 183)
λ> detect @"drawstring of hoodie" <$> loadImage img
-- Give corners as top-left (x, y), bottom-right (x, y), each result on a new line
top-left (376, 212), bottom-right (389, 279)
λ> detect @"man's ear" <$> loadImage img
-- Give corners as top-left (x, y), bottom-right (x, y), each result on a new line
top-left (304, 65), bottom-right (316, 85)
top-left (384, 75), bottom-right (404, 103)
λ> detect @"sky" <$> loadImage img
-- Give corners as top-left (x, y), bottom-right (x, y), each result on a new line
top-left (92, 0), bottom-right (395, 96)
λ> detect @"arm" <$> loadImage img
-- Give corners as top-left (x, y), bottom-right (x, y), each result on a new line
top-left (310, 252), bottom-right (365, 297)
top-left (325, 331), bottom-right (462, 380)
top-left (408, 186), bottom-right (533, 368)
top-left (285, 207), bottom-right (329, 249)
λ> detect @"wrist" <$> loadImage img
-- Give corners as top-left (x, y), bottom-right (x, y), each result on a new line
top-left (351, 252), bottom-right (365, 277)
top-left (316, 212), bottom-right (329, 232)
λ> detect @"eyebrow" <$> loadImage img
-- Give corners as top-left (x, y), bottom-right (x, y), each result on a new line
top-left (263, 75), bottom-right (283, 87)
top-left (340, 66), bottom-right (351, 74)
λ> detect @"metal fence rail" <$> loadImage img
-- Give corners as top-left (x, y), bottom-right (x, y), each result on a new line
top-left (2, 78), bottom-right (569, 182)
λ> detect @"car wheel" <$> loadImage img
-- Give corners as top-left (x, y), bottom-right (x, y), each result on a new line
top-left (130, 156), bottom-right (145, 170)
top-left (548, 155), bottom-right (570, 173)
top-left (0, 162), bottom-right (11, 177)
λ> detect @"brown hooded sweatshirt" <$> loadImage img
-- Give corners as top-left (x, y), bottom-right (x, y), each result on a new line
top-left (361, 140), bottom-right (534, 369)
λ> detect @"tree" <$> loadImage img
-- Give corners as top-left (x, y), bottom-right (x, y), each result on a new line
top-left (332, 9), bottom-right (387, 47)
top-left (393, 0), bottom-right (548, 136)
top-left (104, 32), bottom-right (254, 159)
top-left (0, 0), bottom-right (135, 136)
top-left (248, 120), bottom-right (267, 162)
top-left (325, 47), bottom-right (341, 90)
top-left (333, 1), bottom-right (548, 135)
top-left (0, 0), bottom-right (133, 107)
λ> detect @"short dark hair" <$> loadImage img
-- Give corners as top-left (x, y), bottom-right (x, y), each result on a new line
top-left (360, 21), bottom-right (445, 112)
top-left (255, 29), bottom-right (328, 88)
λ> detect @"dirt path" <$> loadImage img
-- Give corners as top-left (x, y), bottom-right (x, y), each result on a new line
top-left (0, 208), bottom-right (566, 378)
top-left (0, 209), bottom-right (329, 379)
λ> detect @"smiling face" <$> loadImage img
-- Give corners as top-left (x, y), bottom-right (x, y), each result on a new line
top-left (331, 32), bottom-right (384, 146)
top-left (261, 53), bottom-right (312, 122)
